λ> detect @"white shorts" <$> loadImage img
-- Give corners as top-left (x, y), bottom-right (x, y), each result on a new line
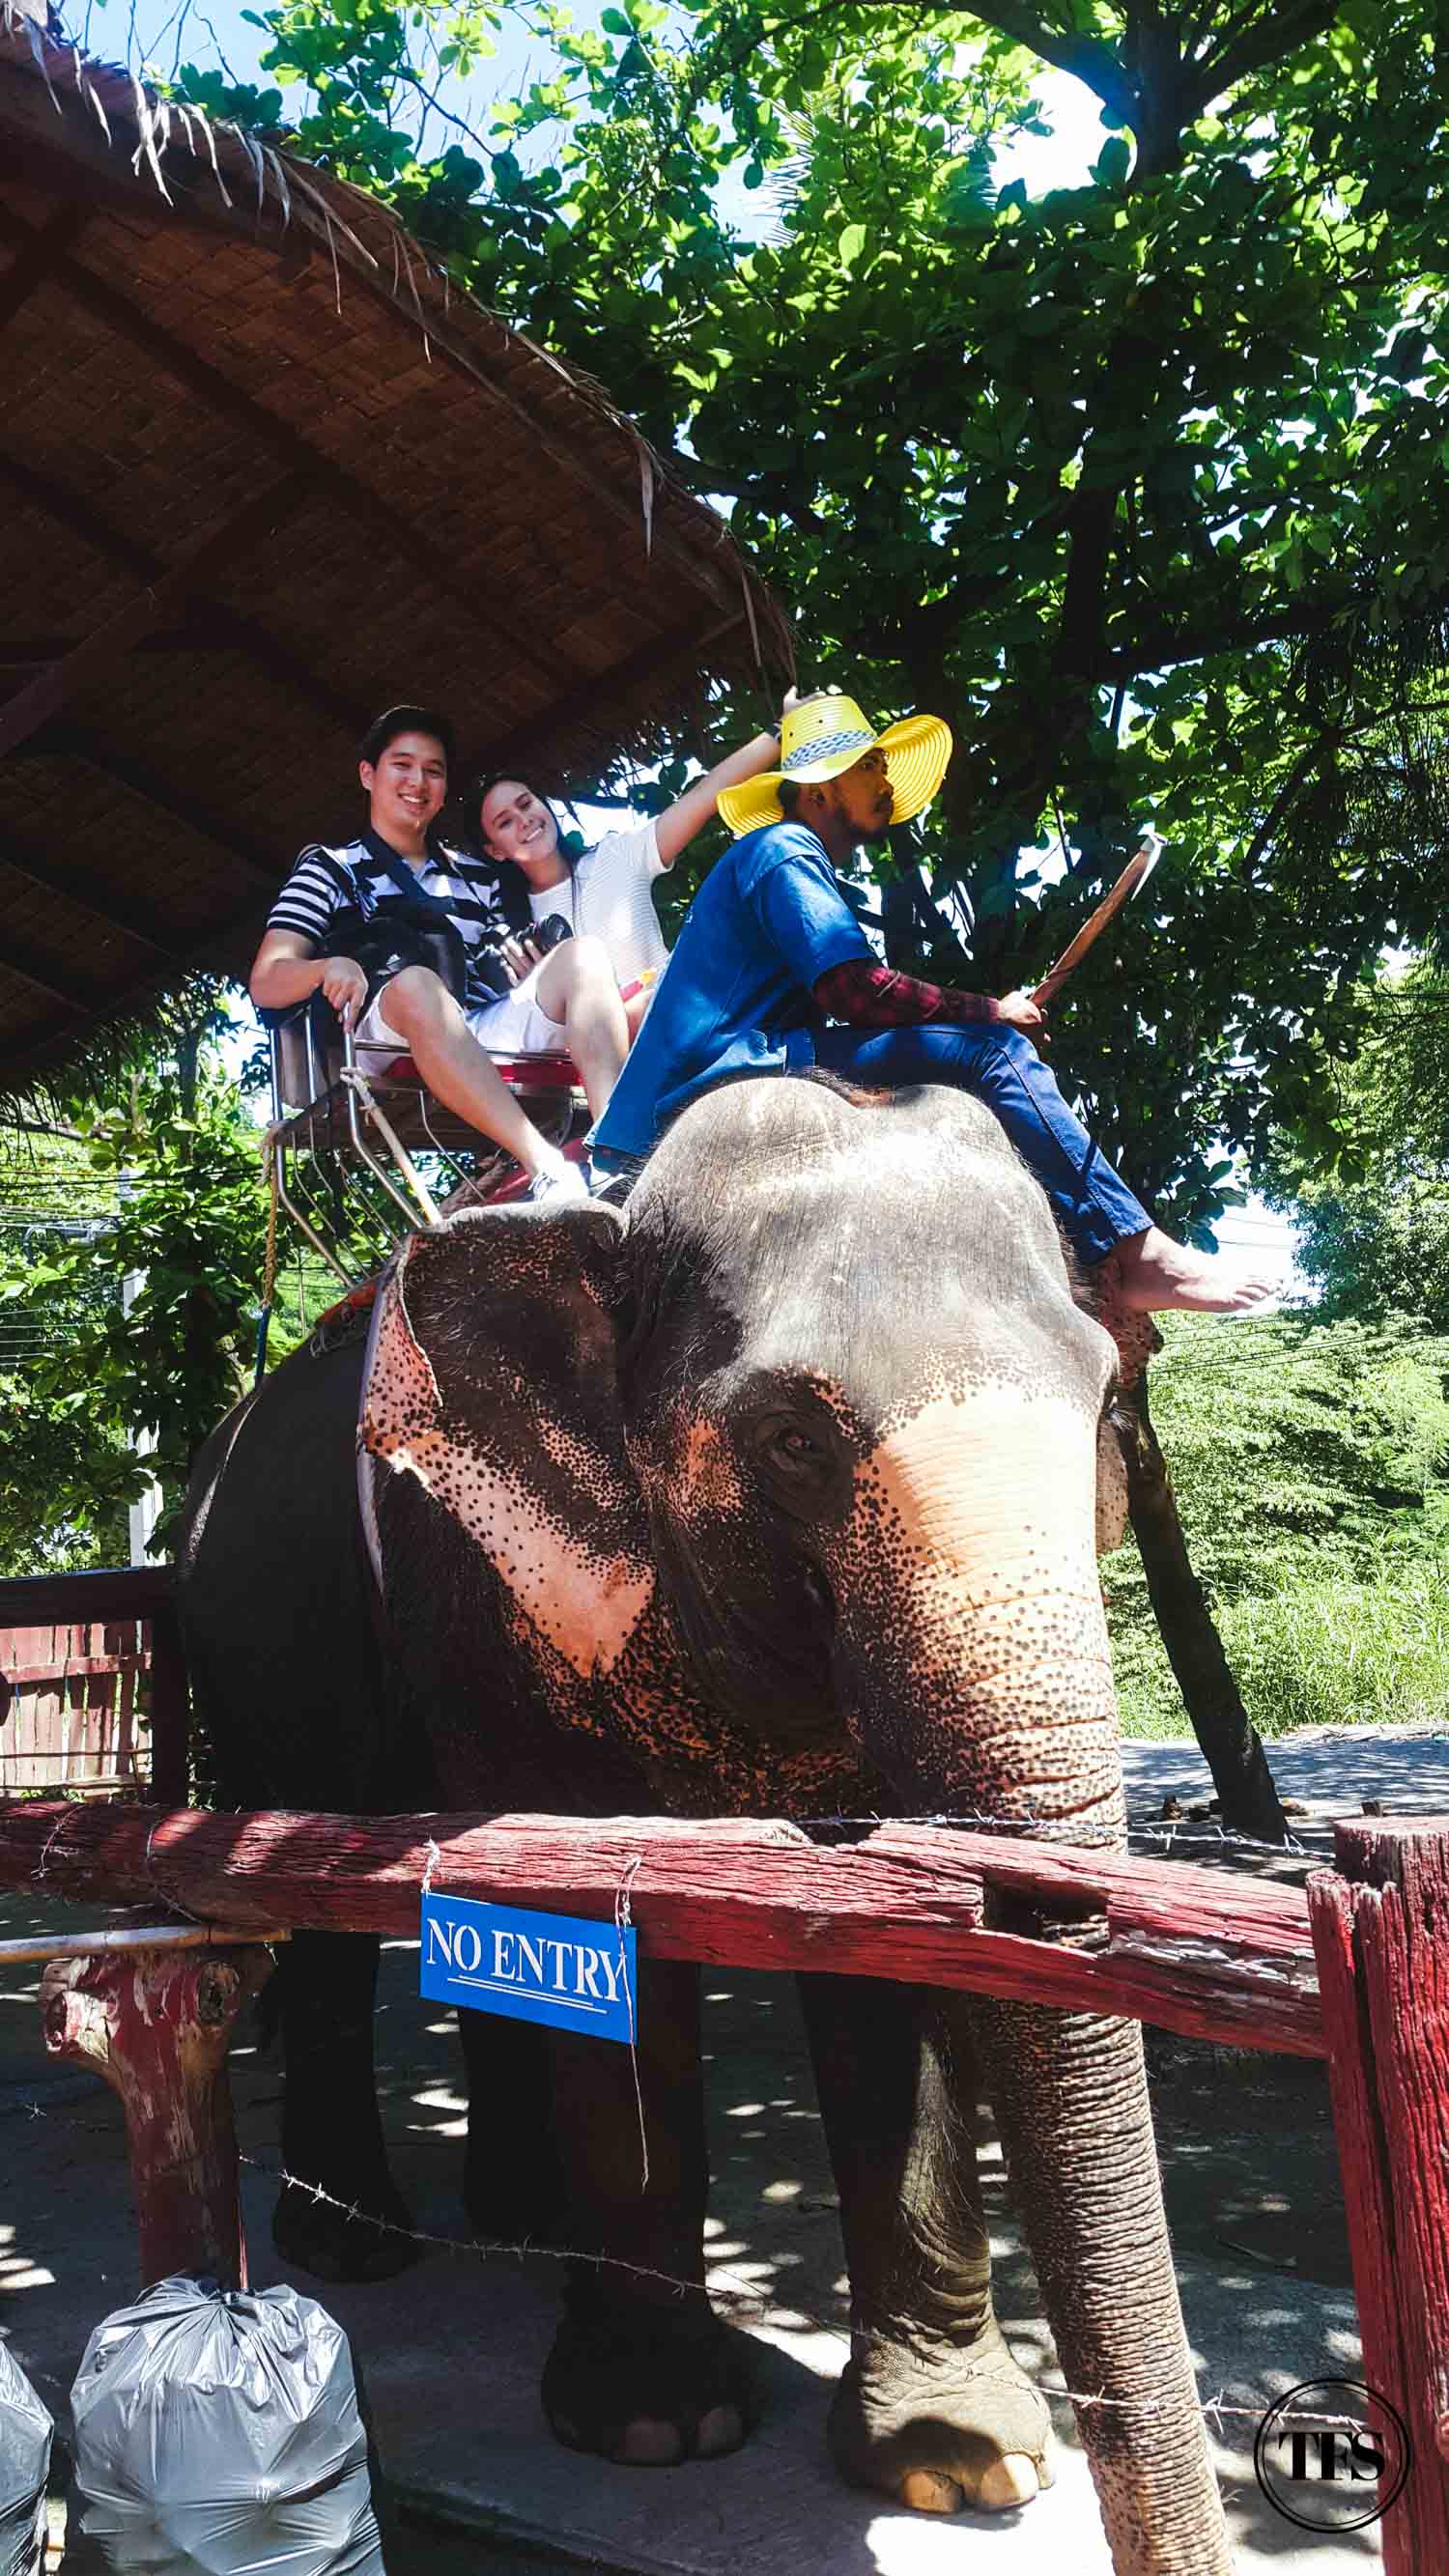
top-left (354, 959), bottom-right (567, 1061)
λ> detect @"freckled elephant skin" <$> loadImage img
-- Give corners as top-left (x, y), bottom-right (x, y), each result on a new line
top-left (179, 1072), bottom-right (1231, 2574)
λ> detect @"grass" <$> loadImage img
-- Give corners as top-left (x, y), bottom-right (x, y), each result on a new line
top-left (1105, 1316), bottom-right (1449, 1740)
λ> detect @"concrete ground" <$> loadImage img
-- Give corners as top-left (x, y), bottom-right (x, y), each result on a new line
top-left (3, 1722), bottom-right (1442, 2573)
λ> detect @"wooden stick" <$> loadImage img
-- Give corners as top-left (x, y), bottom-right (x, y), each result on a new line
top-left (1032, 836), bottom-right (1160, 1007)
top-left (0, 1800), bottom-right (1324, 2058)
top-left (1309, 1821), bottom-right (1449, 2569)
top-left (0, 1923), bottom-right (288, 1967)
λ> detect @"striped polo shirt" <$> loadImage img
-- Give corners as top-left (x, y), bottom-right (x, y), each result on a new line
top-left (267, 828), bottom-right (514, 1008)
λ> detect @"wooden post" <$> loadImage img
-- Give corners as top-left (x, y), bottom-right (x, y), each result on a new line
top-left (1307, 1819), bottom-right (1449, 2570)
top-left (40, 1944), bottom-right (271, 2289)
top-left (144, 1599), bottom-right (190, 1808)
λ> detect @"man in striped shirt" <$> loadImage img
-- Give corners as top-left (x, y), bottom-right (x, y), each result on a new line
top-left (251, 706), bottom-right (629, 1203)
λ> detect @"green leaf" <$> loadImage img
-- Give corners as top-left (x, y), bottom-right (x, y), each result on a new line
top-left (1094, 135), bottom-right (1131, 188)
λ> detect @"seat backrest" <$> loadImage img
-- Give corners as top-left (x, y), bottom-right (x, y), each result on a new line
top-left (272, 995), bottom-right (344, 1112)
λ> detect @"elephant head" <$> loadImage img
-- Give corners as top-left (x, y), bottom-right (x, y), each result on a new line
top-left (360, 1073), bottom-right (1227, 2573)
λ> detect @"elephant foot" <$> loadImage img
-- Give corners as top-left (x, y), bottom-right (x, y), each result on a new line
top-left (272, 2173), bottom-right (423, 2283)
top-left (542, 2299), bottom-right (753, 2466)
top-left (829, 2314), bottom-right (1055, 2516)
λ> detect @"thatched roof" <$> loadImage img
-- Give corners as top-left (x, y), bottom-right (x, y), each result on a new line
top-left (0, 9), bottom-right (793, 1098)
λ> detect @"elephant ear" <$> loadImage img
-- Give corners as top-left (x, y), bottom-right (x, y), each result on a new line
top-left (359, 1205), bottom-right (655, 1680)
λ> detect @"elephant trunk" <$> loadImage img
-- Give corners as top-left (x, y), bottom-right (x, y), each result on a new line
top-left (976, 1996), bottom-right (1230, 2574)
top-left (826, 1389), bottom-right (1231, 2574)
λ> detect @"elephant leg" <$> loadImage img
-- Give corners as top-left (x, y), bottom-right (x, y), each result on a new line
top-left (271, 1932), bottom-right (419, 2282)
top-left (540, 1956), bottom-right (751, 2466)
top-left (456, 2007), bottom-right (564, 2244)
top-left (976, 1996), bottom-right (1230, 2576)
top-left (799, 1974), bottom-right (1054, 2515)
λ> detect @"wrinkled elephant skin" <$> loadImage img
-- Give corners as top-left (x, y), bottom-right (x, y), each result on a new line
top-left (180, 1074), bottom-right (1229, 2576)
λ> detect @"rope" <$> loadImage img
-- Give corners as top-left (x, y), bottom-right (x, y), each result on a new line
top-left (254, 1127), bottom-right (281, 1387)
top-left (339, 1064), bottom-right (442, 1228)
top-left (614, 1854), bottom-right (647, 2190)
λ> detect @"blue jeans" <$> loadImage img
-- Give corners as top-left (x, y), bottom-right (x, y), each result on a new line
top-left (810, 1022), bottom-right (1151, 1268)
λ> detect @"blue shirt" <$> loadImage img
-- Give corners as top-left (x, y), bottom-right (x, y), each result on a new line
top-left (594, 821), bottom-right (873, 1160)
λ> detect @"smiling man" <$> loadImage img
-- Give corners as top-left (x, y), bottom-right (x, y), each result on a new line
top-left (593, 689), bottom-right (1277, 1312)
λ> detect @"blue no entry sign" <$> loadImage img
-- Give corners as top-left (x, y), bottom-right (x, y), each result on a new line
top-left (419, 1892), bottom-right (638, 2044)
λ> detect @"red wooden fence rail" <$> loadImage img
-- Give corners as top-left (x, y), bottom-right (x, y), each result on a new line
top-left (0, 1567), bottom-right (190, 1803)
top-left (0, 1797), bottom-right (1322, 2055)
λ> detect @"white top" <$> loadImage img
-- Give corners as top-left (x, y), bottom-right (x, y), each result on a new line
top-left (527, 819), bottom-right (669, 986)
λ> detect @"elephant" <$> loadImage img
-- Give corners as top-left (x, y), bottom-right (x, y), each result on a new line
top-left (178, 1070), bottom-right (1230, 2576)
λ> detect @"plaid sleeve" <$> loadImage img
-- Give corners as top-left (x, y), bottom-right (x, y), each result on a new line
top-left (266, 848), bottom-right (352, 949)
top-left (813, 958), bottom-right (1000, 1025)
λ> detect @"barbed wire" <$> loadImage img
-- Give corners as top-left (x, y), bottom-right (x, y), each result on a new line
top-left (232, 2157), bottom-right (1377, 2444)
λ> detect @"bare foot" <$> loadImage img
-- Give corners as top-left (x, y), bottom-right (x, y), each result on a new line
top-left (1112, 1226), bottom-right (1281, 1315)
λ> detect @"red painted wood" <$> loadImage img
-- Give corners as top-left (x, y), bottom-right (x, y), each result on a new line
top-left (0, 1609), bottom-right (152, 1788)
top-left (2, 1655), bottom-right (147, 1685)
top-left (0, 1567), bottom-right (175, 1626)
top-left (40, 1942), bottom-right (270, 2288)
top-left (0, 1800), bottom-right (1324, 2057)
top-left (1308, 1822), bottom-right (1449, 2572)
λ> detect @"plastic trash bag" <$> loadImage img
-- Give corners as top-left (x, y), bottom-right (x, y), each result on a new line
top-left (0, 2340), bottom-right (51, 2576)
top-left (68, 2276), bottom-right (384, 2574)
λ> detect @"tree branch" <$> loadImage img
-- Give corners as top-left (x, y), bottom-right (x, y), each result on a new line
top-left (1186, 0), bottom-right (1341, 114)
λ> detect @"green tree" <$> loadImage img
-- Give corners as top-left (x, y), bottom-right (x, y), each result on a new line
top-left (0, 988), bottom-right (325, 1571)
top-left (0, 1126), bottom-right (134, 1572)
top-left (1106, 1313), bottom-right (1449, 1737)
top-left (1268, 956), bottom-right (1449, 1328)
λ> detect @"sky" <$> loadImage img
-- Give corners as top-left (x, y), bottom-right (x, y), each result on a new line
top-left (90, 0), bottom-right (1301, 1290)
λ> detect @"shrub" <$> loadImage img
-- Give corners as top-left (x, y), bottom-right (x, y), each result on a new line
top-left (1104, 1315), bottom-right (1449, 1736)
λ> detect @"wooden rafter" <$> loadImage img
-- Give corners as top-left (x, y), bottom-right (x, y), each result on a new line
top-left (482, 609), bottom-right (746, 778)
top-left (29, 726), bottom-right (280, 886)
top-left (0, 627), bottom-right (260, 667)
top-left (0, 470), bottom-right (310, 762)
top-left (0, 927), bottom-right (97, 1019)
top-left (0, 452), bottom-right (368, 738)
top-left (0, 200), bottom-right (88, 331)
top-left (0, 833), bottom-right (183, 960)
top-left (0, 883), bottom-right (272, 1090)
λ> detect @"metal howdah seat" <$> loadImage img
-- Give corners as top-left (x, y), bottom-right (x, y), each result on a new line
top-left (268, 989), bottom-right (587, 1282)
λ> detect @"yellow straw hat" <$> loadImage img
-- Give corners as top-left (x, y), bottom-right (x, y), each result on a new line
top-left (717, 690), bottom-right (952, 837)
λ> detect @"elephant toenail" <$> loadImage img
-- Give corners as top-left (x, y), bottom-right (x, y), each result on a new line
top-left (977, 2453), bottom-right (1039, 2511)
top-left (695, 2405), bottom-right (744, 2458)
top-left (618, 2419), bottom-right (687, 2465)
top-left (899, 2470), bottom-right (962, 2514)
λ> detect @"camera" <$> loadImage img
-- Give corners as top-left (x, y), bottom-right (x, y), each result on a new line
top-left (531, 914), bottom-right (574, 955)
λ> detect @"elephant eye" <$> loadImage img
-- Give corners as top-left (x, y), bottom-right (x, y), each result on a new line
top-left (753, 1414), bottom-right (831, 1485)
top-left (777, 1428), bottom-right (817, 1463)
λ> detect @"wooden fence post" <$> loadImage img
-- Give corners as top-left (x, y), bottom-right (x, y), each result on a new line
top-left (40, 1944), bottom-right (270, 2289)
top-left (1307, 1819), bottom-right (1449, 2571)
top-left (145, 1596), bottom-right (190, 1807)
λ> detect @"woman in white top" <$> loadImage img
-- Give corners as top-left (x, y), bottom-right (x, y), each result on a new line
top-left (474, 712), bottom-right (793, 1048)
